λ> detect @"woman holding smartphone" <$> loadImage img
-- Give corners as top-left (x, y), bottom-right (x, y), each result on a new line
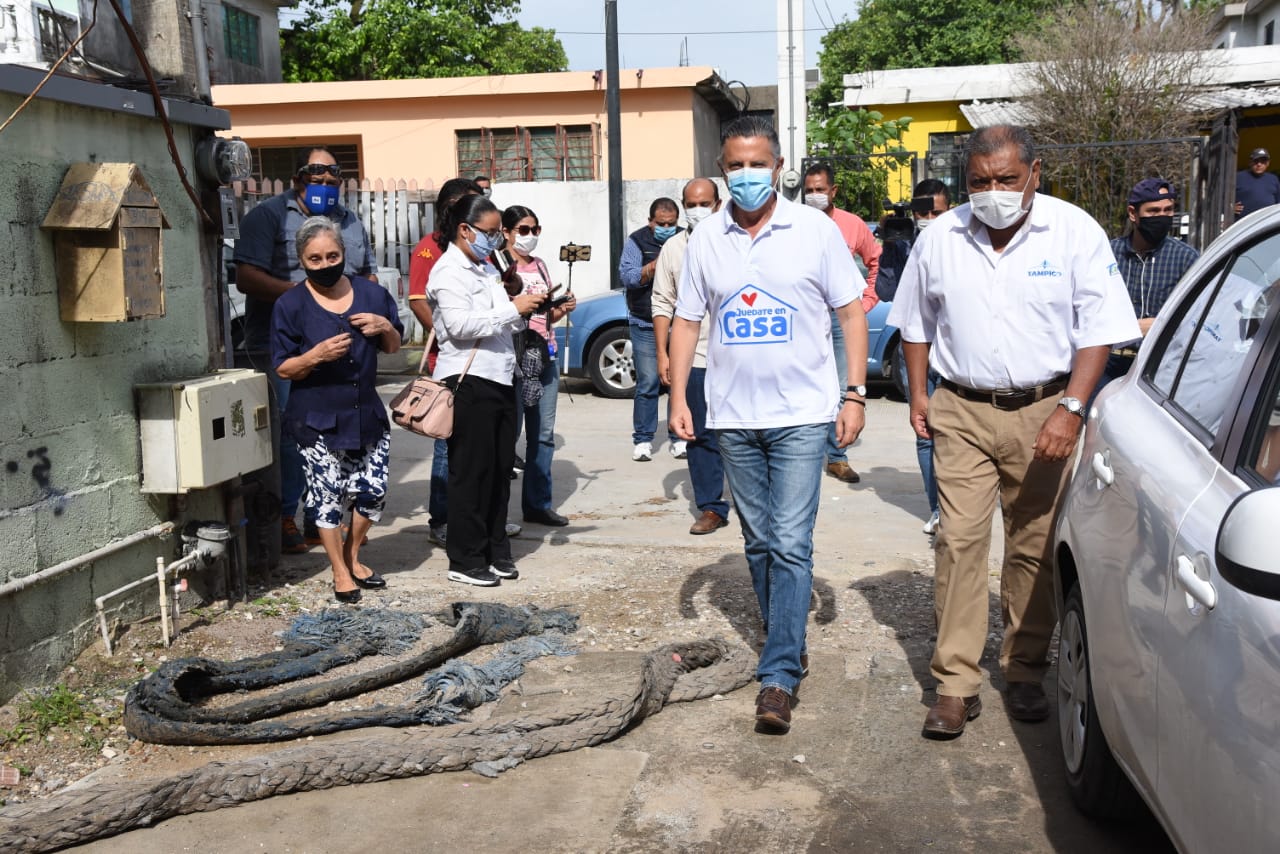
top-left (503, 205), bottom-right (576, 527)
top-left (429, 195), bottom-right (545, 586)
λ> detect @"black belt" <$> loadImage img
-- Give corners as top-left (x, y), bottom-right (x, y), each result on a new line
top-left (939, 374), bottom-right (1070, 410)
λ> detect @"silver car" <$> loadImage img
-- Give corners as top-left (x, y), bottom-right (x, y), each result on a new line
top-left (1052, 205), bottom-right (1280, 851)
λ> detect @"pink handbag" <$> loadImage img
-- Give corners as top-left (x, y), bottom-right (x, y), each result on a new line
top-left (389, 332), bottom-right (476, 439)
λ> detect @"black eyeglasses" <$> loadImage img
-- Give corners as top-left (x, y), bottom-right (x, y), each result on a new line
top-left (513, 225), bottom-right (542, 236)
top-left (299, 163), bottom-right (341, 178)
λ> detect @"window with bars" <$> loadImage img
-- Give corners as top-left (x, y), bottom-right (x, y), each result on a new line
top-left (457, 125), bottom-right (599, 182)
top-left (249, 144), bottom-right (361, 184)
top-left (36, 6), bottom-right (77, 61)
top-left (223, 5), bottom-right (261, 67)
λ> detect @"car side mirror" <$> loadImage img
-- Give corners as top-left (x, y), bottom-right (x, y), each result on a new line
top-left (1216, 486), bottom-right (1280, 600)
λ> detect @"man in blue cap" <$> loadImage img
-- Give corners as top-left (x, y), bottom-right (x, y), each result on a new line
top-left (1099, 176), bottom-right (1200, 387)
top-left (1234, 148), bottom-right (1280, 220)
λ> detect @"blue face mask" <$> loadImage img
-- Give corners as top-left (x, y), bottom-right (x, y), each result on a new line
top-left (467, 225), bottom-right (502, 262)
top-left (302, 182), bottom-right (339, 215)
top-left (653, 224), bottom-right (677, 243)
top-left (726, 167), bottom-right (776, 212)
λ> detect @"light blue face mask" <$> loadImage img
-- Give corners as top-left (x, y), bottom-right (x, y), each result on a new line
top-left (467, 225), bottom-right (502, 261)
top-left (726, 167), bottom-right (776, 212)
top-left (654, 224), bottom-right (677, 243)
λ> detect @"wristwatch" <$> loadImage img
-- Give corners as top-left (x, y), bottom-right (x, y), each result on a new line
top-left (846, 384), bottom-right (867, 397)
top-left (1058, 396), bottom-right (1085, 417)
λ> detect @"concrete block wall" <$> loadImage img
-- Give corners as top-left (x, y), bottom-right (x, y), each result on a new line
top-left (0, 92), bottom-right (221, 701)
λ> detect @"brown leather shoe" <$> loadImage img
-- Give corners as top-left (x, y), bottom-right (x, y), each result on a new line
top-left (689, 510), bottom-right (729, 535)
top-left (825, 461), bottom-right (861, 483)
top-left (755, 687), bottom-right (792, 733)
top-left (922, 694), bottom-right (982, 739)
top-left (1005, 681), bottom-right (1050, 722)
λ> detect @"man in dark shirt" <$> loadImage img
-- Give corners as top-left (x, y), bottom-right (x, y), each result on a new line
top-left (1102, 177), bottom-right (1199, 386)
top-left (619, 197), bottom-right (683, 462)
top-left (234, 146), bottom-right (378, 552)
top-left (1235, 148), bottom-right (1280, 220)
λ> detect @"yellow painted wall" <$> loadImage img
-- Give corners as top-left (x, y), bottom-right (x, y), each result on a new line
top-left (856, 101), bottom-right (973, 199)
top-left (213, 69), bottom-right (714, 187)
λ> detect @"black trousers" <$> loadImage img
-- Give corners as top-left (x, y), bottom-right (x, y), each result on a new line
top-left (445, 374), bottom-right (516, 572)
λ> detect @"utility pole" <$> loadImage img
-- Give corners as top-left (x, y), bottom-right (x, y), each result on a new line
top-left (776, 0), bottom-right (806, 196)
top-left (605, 0), bottom-right (623, 290)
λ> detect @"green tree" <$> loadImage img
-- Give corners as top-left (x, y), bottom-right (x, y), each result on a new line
top-left (807, 109), bottom-right (912, 219)
top-left (282, 0), bottom-right (568, 82)
top-left (809, 0), bottom-right (1057, 116)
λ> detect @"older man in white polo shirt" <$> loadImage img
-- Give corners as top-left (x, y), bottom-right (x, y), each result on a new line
top-left (668, 115), bottom-right (869, 735)
top-left (889, 124), bottom-right (1139, 739)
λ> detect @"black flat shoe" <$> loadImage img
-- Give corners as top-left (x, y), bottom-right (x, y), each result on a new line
top-left (352, 571), bottom-right (386, 589)
top-left (523, 509), bottom-right (569, 527)
top-left (334, 587), bottom-right (362, 604)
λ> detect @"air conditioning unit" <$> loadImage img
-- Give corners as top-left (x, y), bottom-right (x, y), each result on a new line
top-left (137, 370), bottom-right (272, 494)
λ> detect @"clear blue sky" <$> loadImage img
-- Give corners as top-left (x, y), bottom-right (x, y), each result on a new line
top-left (514, 1), bottom-right (858, 87)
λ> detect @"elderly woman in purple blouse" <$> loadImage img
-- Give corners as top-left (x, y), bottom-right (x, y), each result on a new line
top-left (271, 216), bottom-right (403, 603)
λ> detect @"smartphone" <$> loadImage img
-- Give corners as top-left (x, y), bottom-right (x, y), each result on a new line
top-left (548, 292), bottom-right (573, 309)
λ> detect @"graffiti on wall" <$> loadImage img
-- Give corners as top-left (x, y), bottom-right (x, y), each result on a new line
top-left (5, 447), bottom-right (67, 515)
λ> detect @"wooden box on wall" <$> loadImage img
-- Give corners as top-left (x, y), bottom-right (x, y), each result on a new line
top-left (41, 163), bottom-right (170, 322)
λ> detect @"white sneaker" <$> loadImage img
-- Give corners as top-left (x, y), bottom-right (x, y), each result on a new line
top-left (633, 442), bottom-right (653, 462)
top-left (428, 524), bottom-right (447, 546)
top-left (504, 522), bottom-right (522, 537)
top-left (670, 440), bottom-right (688, 459)
top-left (922, 511), bottom-right (940, 535)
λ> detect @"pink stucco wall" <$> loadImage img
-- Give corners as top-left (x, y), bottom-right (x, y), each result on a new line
top-left (213, 67), bottom-right (717, 187)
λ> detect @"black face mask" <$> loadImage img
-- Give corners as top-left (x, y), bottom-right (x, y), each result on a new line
top-left (1136, 215), bottom-right (1173, 246)
top-left (305, 261), bottom-right (345, 288)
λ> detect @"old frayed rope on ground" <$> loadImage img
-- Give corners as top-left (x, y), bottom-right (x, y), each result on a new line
top-left (0, 602), bottom-right (755, 853)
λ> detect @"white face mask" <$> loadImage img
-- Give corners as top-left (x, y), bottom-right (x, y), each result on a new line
top-left (915, 218), bottom-right (933, 230)
top-left (514, 233), bottom-right (538, 255)
top-left (968, 171), bottom-right (1035, 230)
top-left (685, 205), bottom-right (714, 228)
top-left (804, 192), bottom-right (830, 210)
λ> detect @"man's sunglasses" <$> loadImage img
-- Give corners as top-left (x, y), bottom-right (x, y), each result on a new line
top-left (512, 225), bottom-right (542, 236)
top-left (299, 163), bottom-right (342, 178)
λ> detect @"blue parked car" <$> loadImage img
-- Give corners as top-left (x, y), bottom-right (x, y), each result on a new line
top-left (555, 289), bottom-right (907, 399)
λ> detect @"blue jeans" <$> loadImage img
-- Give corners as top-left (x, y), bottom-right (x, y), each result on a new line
top-left (268, 367), bottom-right (310, 521)
top-left (909, 370), bottom-right (940, 515)
top-left (686, 367), bottom-right (729, 518)
top-left (521, 358), bottom-right (560, 515)
top-left (825, 310), bottom-right (849, 464)
top-left (716, 423), bottom-right (827, 695)
top-left (630, 321), bottom-right (672, 445)
top-left (428, 437), bottom-right (448, 527)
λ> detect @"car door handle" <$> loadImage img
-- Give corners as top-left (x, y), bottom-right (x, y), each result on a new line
top-left (1091, 450), bottom-right (1114, 486)
top-left (1176, 555), bottom-right (1217, 610)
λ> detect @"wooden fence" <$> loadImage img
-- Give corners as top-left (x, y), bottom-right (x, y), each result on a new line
top-left (231, 178), bottom-right (438, 274)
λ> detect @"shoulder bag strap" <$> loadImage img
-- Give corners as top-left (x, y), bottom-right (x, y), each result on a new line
top-left (419, 329), bottom-right (479, 380)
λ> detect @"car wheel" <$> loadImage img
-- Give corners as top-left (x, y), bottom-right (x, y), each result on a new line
top-left (587, 326), bottom-right (635, 399)
top-left (1058, 582), bottom-right (1140, 818)
top-left (888, 335), bottom-right (909, 400)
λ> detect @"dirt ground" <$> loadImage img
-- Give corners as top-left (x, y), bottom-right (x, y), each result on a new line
top-left (0, 381), bottom-right (1173, 852)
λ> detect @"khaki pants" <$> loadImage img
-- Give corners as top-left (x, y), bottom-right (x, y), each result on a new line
top-left (928, 387), bottom-right (1070, 697)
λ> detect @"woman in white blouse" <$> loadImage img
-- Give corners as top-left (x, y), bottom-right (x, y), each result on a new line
top-left (427, 194), bottom-right (545, 586)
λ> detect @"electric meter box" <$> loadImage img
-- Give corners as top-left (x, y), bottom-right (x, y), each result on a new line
top-left (137, 370), bottom-right (272, 494)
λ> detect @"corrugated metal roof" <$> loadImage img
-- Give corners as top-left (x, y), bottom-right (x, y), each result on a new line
top-left (959, 84), bottom-right (1280, 128)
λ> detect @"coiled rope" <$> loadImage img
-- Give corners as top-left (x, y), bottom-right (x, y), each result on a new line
top-left (0, 602), bottom-right (755, 853)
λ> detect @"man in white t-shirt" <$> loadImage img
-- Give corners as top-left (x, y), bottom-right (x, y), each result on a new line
top-left (888, 124), bottom-right (1140, 739)
top-left (668, 116), bottom-right (869, 734)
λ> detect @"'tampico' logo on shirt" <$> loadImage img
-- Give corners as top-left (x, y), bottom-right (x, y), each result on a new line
top-left (1028, 259), bottom-right (1065, 278)
top-left (717, 285), bottom-right (796, 345)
